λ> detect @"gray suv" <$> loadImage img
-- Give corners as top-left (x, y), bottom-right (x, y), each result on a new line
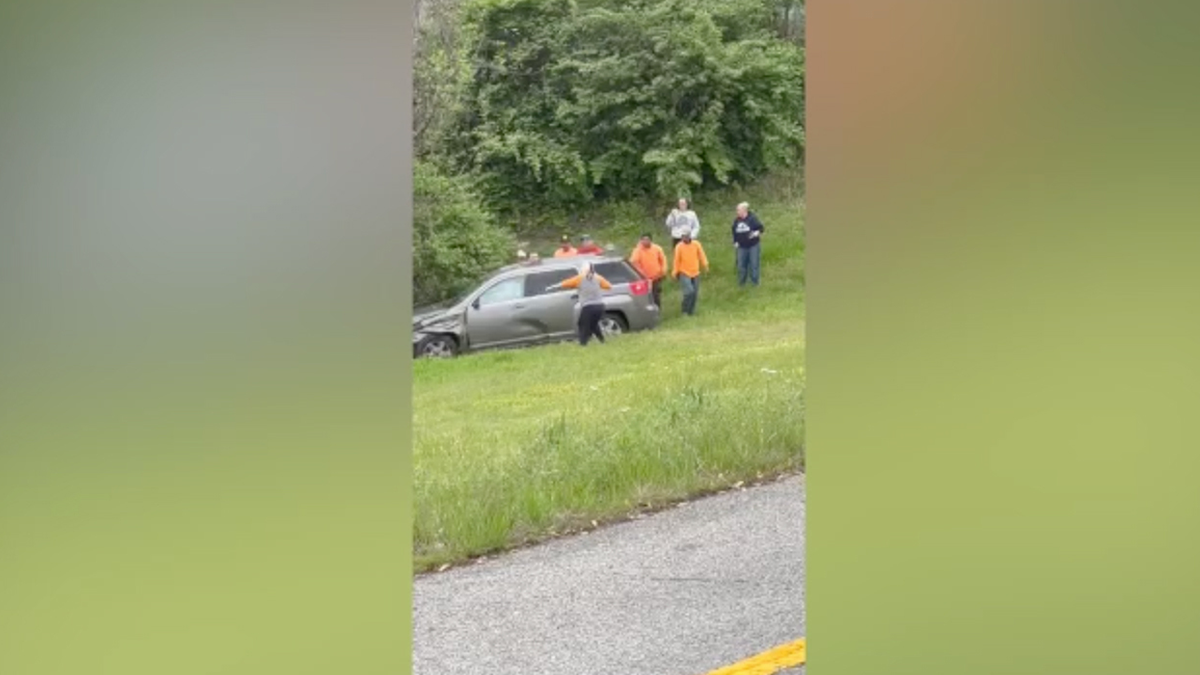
top-left (413, 256), bottom-right (660, 358)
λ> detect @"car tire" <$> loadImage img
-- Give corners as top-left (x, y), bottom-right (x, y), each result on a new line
top-left (416, 334), bottom-right (458, 359)
top-left (599, 312), bottom-right (628, 336)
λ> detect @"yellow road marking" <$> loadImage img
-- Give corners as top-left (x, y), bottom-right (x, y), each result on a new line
top-left (702, 638), bottom-right (806, 675)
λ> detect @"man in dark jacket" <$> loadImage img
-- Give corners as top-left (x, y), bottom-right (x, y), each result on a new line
top-left (731, 201), bottom-right (764, 286)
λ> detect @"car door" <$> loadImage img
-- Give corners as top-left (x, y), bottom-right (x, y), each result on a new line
top-left (522, 268), bottom-right (580, 340)
top-left (463, 276), bottom-right (529, 349)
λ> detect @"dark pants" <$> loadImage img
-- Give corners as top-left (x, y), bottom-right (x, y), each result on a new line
top-left (671, 237), bottom-right (681, 250)
top-left (679, 275), bottom-right (700, 315)
top-left (578, 303), bottom-right (606, 345)
top-left (737, 243), bottom-right (761, 286)
top-left (650, 278), bottom-right (663, 307)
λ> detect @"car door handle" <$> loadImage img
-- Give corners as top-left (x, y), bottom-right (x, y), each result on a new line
top-left (570, 294), bottom-right (579, 300)
top-left (514, 303), bottom-right (526, 309)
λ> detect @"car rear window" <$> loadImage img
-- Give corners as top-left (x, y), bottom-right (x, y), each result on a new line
top-left (524, 268), bottom-right (579, 297)
top-left (594, 261), bottom-right (641, 285)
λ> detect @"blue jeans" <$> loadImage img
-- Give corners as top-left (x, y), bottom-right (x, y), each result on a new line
top-left (679, 275), bottom-right (700, 315)
top-left (737, 243), bottom-right (761, 286)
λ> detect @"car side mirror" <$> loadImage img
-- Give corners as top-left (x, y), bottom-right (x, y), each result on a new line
top-left (471, 298), bottom-right (480, 310)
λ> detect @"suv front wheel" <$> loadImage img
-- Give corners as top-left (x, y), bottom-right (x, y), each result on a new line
top-left (416, 334), bottom-right (458, 359)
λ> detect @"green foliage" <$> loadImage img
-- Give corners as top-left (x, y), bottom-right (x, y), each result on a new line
top-left (444, 0), bottom-right (805, 215)
top-left (410, 0), bottom-right (804, 302)
top-left (413, 182), bottom-right (805, 570)
top-left (440, 0), bottom-right (590, 213)
top-left (692, 0), bottom-right (778, 42)
top-left (413, 161), bottom-right (516, 306)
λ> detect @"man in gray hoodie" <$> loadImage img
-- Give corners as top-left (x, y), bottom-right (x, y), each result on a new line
top-left (547, 262), bottom-right (614, 346)
top-left (666, 198), bottom-right (700, 249)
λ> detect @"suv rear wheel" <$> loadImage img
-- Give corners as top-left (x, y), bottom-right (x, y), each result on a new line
top-left (599, 312), bottom-right (627, 336)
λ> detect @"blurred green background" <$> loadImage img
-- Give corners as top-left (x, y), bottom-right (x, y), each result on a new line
top-left (0, 2), bottom-right (412, 674)
top-left (809, 1), bottom-right (1200, 673)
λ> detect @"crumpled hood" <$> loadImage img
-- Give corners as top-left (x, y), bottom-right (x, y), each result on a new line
top-left (413, 305), bottom-right (446, 324)
top-left (413, 303), bottom-right (463, 330)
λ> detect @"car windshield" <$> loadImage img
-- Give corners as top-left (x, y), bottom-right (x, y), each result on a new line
top-left (450, 286), bottom-right (475, 306)
top-left (444, 275), bottom-right (493, 307)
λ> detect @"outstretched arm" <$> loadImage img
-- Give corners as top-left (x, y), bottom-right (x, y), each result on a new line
top-left (548, 275), bottom-right (582, 291)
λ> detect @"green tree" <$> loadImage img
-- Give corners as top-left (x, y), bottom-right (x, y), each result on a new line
top-left (445, 0), bottom-right (805, 215)
top-left (413, 161), bottom-right (515, 305)
top-left (442, 0), bottom-right (591, 214)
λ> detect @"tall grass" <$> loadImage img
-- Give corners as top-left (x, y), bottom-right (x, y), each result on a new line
top-left (413, 177), bottom-right (805, 572)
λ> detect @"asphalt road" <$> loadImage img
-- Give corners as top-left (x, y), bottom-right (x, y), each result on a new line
top-left (413, 475), bottom-right (806, 675)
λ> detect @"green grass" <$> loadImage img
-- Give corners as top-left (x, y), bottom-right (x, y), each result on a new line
top-left (413, 176), bottom-right (805, 572)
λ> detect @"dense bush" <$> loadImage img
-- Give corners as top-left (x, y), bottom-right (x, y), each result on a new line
top-left (412, 0), bottom-right (804, 301)
top-left (413, 161), bottom-right (515, 306)
top-left (440, 0), bottom-right (805, 215)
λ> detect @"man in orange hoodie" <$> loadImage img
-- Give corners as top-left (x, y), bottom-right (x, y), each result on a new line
top-left (628, 232), bottom-right (667, 307)
top-left (672, 230), bottom-right (709, 316)
top-left (553, 235), bottom-right (578, 258)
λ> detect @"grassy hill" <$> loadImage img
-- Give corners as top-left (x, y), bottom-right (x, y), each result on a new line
top-left (412, 175), bottom-right (805, 572)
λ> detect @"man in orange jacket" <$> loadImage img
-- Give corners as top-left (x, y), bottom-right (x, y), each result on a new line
top-left (628, 232), bottom-right (667, 307)
top-left (553, 235), bottom-right (578, 258)
top-left (672, 230), bottom-right (709, 316)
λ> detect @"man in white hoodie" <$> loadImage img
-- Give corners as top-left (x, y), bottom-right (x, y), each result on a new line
top-left (666, 198), bottom-right (700, 249)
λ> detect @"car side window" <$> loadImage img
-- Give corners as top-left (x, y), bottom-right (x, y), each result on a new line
top-left (476, 277), bottom-right (526, 308)
top-left (594, 262), bottom-right (638, 285)
top-left (524, 269), bottom-right (577, 297)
